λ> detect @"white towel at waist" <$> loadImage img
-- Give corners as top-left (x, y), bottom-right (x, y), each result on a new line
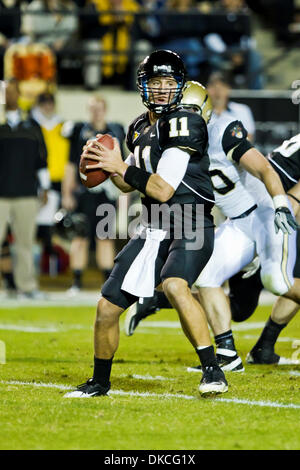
top-left (121, 228), bottom-right (167, 298)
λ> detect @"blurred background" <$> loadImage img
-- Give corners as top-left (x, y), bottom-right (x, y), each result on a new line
top-left (0, 0), bottom-right (300, 300)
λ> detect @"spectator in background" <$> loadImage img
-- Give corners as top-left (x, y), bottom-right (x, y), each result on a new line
top-left (62, 94), bottom-right (125, 294)
top-left (204, 0), bottom-right (264, 89)
top-left (0, 0), bottom-right (21, 77)
top-left (146, 0), bottom-right (207, 80)
top-left (74, 0), bottom-right (106, 90)
top-left (92, 0), bottom-right (140, 86)
top-left (0, 79), bottom-right (51, 299)
top-left (29, 92), bottom-right (70, 269)
top-left (21, 0), bottom-right (78, 55)
top-left (207, 71), bottom-right (255, 141)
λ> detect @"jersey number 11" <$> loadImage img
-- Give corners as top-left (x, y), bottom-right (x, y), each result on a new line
top-left (169, 117), bottom-right (190, 138)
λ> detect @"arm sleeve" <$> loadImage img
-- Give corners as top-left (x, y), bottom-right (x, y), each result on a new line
top-left (222, 120), bottom-right (254, 164)
top-left (156, 147), bottom-right (190, 190)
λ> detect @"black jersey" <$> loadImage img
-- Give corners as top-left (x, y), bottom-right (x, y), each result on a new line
top-left (126, 109), bottom-right (215, 229)
top-left (268, 134), bottom-right (300, 192)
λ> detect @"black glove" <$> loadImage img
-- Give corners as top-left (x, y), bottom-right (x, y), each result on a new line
top-left (274, 207), bottom-right (299, 234)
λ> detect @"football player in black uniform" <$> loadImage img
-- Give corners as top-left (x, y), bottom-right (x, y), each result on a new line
top-left (65, 50), bottom-right (228, 398)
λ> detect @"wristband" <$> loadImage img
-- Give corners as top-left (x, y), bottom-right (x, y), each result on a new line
top-left (273, 194), bottom-right (289, 210)
top-left (123, 165), bottom-right (151, 194)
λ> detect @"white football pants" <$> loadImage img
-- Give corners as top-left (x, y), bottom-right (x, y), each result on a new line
top-left (195, 204), bottom-right (296, 296)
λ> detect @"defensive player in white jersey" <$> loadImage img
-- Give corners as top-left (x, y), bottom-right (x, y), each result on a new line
top-left (188, 82), bottom-right (300, 372)
top-left (125, 81), bottom-right (300, 373)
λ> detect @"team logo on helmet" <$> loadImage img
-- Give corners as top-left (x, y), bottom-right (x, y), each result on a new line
top-left (153, 65), bottom-right (173, 74)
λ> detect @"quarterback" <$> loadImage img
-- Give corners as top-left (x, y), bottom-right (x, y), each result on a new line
top-left (65, 50), bottom-right (228, 397)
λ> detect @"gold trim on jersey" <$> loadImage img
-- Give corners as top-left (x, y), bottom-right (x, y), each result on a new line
top-left (178, 145), bottom-right (197, 153)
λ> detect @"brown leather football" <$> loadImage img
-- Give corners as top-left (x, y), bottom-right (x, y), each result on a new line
top-left (79, 134), bottom-right (114, 188)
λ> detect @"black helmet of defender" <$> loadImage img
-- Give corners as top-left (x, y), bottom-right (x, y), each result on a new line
top-left (137, 50), bottom-right (187, 115)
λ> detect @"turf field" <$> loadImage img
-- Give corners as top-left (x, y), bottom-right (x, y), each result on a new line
top-left (0, 300), bottom-right (300, 450)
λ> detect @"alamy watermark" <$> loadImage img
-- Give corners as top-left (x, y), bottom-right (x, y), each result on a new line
top-left (95, 196), bottom-right (206, 250)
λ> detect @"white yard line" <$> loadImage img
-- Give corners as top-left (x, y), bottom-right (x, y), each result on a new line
top-left (0, 320), bottom-right (296, 336)
top-left (0, 321), bottom-right (269, 333)
top-left (0, 290), bottom-right (276, 308)
top-left (279, 371), bottom-right (300, 377)
top-left (242, 335), bottom-right (298, 343)
top-left (119, 374), bottom-right (176, 381)
top-left (1, 380), bottom-right (300, 410)
top-left (0, 323), bottom-right (91, 333)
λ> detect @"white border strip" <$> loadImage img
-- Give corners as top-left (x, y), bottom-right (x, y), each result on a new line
top-left (1, 380), bottom-right (300, 410)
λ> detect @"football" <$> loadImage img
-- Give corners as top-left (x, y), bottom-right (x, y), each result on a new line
top-left (79, 133), bottom-right (114, 188)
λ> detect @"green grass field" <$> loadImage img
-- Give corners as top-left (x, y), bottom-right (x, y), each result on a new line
top-left (0, 302), bottom-right (300, 450)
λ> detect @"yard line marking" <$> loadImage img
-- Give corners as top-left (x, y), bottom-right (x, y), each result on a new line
top-left (108, 390), bottom-right (195, 400)
top-left (119, 374), bottom-right (175, 381)
top-left (125, 321), bottom-right (267, 331)
top-left (0, 380), bottom-right (72, 390)
top-left (0, 321), bottom-right (282, 334)
top-left (216, 397), bottom-right (300, 410)
top-left (0, 289), bottom-right (276, 308)
top-left (231, 322), bottom-right (266, 331)
top-left (137, 321), bottom-right (181, 329)
top-left (0, 323), bottom-right (91, 333)
top-left (1, 380), bottom-right (300, 410)
top-left (278, 371), bottom-right (300, 377)
top-left (242, 334), bottom-right (298, 342)
top-left (0, 321), bottom-right (267, 334)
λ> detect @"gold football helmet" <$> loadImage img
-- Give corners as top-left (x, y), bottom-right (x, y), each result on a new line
top-left (180, 81), bottom-right (213, 124)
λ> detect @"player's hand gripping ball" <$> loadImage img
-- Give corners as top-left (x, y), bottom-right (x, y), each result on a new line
top-left (79, 134), bottom-right (114, 188)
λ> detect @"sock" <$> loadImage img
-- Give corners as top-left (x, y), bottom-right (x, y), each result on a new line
top-left (2, 272), bottom-right (16, 290)
top-left (196, 345), bottom-right (218, 368)
top-left (215, 330), bottom-right (236, 351)
top-left (93, 356), bottom-right (113, 388)
top-left (73, 269), bottom-right (82, 288)
top-left (253, 317), bottom-right (287, 351)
